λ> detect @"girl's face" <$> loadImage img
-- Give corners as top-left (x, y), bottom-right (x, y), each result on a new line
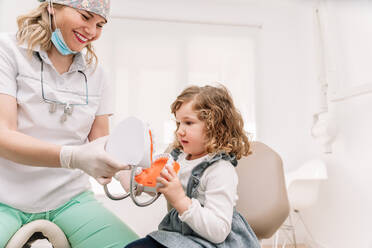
top-left (52, 6), bottom-right (106, 52)
top-left (175, 100), bottom-right (208, 160)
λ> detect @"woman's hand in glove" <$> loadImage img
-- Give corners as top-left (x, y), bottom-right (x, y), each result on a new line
top-left (60, 136), bottom-right (130, 185)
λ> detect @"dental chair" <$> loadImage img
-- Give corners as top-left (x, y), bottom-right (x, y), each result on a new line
top-left (5, 220), bottom-right (70, 248)
top-left (235, 141), bottom-right (290, 241)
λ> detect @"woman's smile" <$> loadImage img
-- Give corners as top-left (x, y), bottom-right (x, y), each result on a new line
top-left (73, 31), bottom-right (88, 43)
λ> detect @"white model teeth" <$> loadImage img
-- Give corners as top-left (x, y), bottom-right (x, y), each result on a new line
top-left (75, 32), bottom-right (87, 42)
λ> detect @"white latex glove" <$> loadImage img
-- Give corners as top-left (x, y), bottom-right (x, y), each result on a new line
top-left (60, 136), bottom-right (130, 185)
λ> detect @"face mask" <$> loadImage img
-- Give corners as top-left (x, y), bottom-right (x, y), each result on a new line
top-left (51, 28), bottom-right (77, 55)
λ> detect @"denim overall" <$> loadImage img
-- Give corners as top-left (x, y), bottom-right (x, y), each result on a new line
top-left (149, 149), bottom-right (261, 248)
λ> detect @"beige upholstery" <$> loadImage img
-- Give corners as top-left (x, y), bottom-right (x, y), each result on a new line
top-left (235, 141), bottom-right (290, 239)
top-left (6, 220), bottom-right (70, 248)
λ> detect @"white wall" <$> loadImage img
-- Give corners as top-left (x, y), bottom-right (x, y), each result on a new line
top-left (106, 0), bottom-right (320, 171)
top-left (0, 1), bottom-right (38, 32)
top-left (105, 1), bottom-right (372, 247)
top-left (305, 95), bottom-right (372, 248)
top-left (248, 1), bottom-right (372, 247)
top-left (301, 1), bottom-right (372, 248)
top-left (1, 0), bottom-right (371, 247)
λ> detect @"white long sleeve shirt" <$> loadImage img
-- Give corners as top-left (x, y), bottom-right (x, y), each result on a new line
top-left (176, 152), bottom-right (239, 244)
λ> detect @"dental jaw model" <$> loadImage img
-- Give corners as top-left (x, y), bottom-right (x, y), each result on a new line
top-left (104, 116), bottom-right (180, 207)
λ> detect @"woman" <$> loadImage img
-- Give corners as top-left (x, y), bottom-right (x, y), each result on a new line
top-left (0, 0), bottom-right (138, 247)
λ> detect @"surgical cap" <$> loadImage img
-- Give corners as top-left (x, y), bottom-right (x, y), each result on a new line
top-left (39, 0), bottom-right (110, 21)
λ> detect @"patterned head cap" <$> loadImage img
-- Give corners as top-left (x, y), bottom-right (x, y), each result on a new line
top-left (39, 0), bottom-right (110, 21)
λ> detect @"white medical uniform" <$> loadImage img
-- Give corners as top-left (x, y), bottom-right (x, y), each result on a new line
top-left (0, 33), bottom-right (113, 213)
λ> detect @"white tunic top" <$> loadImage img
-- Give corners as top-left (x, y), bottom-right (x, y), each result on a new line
top-left (176, 152), bottom-right (239, 244)
top-left (0, 33), bottom-right (113, 213)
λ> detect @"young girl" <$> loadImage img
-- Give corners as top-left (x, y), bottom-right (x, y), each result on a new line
top-left (125, 85), bottom-right (260, 248)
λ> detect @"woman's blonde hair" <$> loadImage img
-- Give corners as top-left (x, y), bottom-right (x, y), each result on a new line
top-left (16, 2), bottom-right (97, 66)
top-left (171, 84), bottom-right (251, 160)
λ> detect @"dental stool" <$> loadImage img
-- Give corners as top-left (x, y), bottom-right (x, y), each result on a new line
top-left (6, 220), bottom-right (70, 248)
top-left (277, 159), bottom-right (328, 247)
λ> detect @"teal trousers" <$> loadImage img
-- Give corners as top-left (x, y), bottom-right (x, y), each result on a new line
top-left (0, 191), bottom-right (138, 248)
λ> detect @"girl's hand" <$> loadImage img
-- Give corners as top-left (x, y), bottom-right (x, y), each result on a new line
top-left (157, 165), bottom-right (191, 215)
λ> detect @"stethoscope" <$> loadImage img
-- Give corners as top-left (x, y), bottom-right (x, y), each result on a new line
top-left (35, 52), bottom-right (88, 123)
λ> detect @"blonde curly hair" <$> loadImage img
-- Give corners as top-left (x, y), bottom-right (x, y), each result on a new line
top-left (171, 84), bottom-right (251, 160)
top-left (16, 2), bottom-right (97, 66)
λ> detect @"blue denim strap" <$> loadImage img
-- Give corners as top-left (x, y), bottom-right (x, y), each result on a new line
top-left (186, 152), bottom-right (237, 198)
